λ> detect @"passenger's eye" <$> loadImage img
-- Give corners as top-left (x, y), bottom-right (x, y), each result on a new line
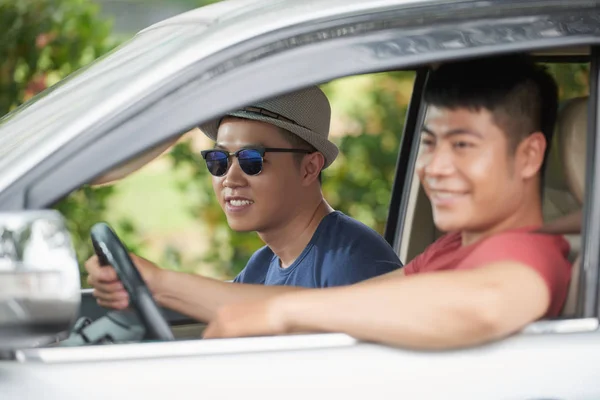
top-left (452, 141), bottom-right (473, 149)
top-left (420, 137), bottom-right (435, 147)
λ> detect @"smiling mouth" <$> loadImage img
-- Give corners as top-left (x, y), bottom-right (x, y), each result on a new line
top-left (429, 190), bottom-right (467, 203)
top-left (227, 199), bottom-right (254, 207)
top-left (432, 191), bottom-right (463, 197)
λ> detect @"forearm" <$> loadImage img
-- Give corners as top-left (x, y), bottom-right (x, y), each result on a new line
top-left (152, 270), bottom-right (306, 322)
top-left (277, 270), bottom-right (517, 349)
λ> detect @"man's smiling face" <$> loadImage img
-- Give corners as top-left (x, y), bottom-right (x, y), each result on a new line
top-left (211, 117), bottom-right (306, 233)
top-left (416, 106), bottom-right (527, 234)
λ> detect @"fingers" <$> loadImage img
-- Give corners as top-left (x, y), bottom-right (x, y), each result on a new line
top-left (85, 255), bottom-right (119, 282)
top-left (96, 295), bottom-right (130, 310)
top-left (85, 254), bottom-right (129, 309)
top-left (92, 282), bottom-right (127, 300)
top-left (91, 284), bottom-right (130, 309)
top-left (86, 272), bottom-right (122, 290)
top-left (92, 283), bottom-right (130, 309)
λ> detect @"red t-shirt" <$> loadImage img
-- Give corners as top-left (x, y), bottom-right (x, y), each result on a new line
top-left (404, 227), bottom-right (572, 317)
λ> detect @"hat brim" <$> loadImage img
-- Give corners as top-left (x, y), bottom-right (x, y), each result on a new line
top-left (199, 111), bottom-right (339, 169)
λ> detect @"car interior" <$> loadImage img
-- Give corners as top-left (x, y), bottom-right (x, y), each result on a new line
top-left (44, 48), bottom-right (591, 348)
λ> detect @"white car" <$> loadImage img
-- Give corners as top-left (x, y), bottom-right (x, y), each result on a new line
top-left (1, 0), bottom-right (598, 398)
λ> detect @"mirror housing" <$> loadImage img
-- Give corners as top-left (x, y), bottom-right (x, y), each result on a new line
top-left (0, 210), bottom-right (80, 349)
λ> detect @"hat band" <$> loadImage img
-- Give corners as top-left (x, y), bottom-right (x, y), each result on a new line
top-left (241, 106), bottom-right (311, 131)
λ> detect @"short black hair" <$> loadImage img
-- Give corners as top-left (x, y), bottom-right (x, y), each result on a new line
top-left (424, 54), bottom-right (559, 175)
top-left (278, 127), bottom-right (323, 184)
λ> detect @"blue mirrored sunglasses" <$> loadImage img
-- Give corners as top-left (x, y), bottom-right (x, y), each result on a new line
top-left (200, 147), bottom-right (313, 177)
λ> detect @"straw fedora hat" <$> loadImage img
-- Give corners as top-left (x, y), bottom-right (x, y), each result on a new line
top-left (199, 86), bottom-right (339, 168)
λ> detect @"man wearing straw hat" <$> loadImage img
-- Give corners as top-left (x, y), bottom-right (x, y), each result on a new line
top-left (85, 86), bottom-right (403, 321)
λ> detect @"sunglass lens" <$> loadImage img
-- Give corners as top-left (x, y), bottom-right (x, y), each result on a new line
top-left (205, 151), bottom-right (228, 176)
top-left (238, 149), bottom-right (263, 175)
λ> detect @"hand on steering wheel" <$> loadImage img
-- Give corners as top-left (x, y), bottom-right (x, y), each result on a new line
top-left (90, 222), bottom-right (174, 341)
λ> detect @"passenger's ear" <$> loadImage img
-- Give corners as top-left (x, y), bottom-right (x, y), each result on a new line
top-left (517, 131), bottom-right (547, 179)
top-left (301, 152), bottom-right (325, 186)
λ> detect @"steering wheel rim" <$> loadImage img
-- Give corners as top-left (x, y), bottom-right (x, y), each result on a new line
top-left (90, 222), bottom-right (173, 341)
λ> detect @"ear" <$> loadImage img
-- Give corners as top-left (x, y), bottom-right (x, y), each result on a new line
top-left (301, 152), bottom-right (325, 186)
top-left (517, 131), bottom-right (547, 179)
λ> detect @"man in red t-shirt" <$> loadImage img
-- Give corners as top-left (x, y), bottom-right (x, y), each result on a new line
top-left (201, 54), bottom-right (572, 349)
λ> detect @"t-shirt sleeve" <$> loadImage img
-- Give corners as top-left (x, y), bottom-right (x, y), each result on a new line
top-left (403, 250), bottom-right (427, 275)
top-left (232, 270), bottom-right (246, 283)
top-left (403, 232), bottom-right (460, 275)
top-left (460, 232), bottom-right (570, 301)
top-left (312, 213), bottom-right (403, 287)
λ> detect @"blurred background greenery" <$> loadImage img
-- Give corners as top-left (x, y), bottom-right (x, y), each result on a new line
top-left (0, 0), bottom-right (589, 286)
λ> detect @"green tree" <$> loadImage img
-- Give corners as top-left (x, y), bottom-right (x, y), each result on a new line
top-left (0, 0), bottom-right (117, 114)
top-left (322, 72), bottom-right (414, 234)
top-left (0, 0), bottom-right (128, 283)
top-left (546, 63), bottom-right (589, 101)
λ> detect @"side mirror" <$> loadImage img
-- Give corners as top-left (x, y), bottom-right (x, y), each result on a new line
top-left (0, 210), bottom-right (80, 349)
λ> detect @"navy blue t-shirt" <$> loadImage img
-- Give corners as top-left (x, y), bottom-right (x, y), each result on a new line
top-left (233, 211), bottom-right (403, 287)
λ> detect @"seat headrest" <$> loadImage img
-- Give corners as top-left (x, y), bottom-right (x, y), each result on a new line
top-left (537, 208), bottom-right (581, 235)
top-left (539, 96), bottom-right (587, 235)
top-left (557, 96), bottom-right (587, 204)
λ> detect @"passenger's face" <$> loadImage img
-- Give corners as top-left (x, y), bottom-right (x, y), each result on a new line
top-left (416, 107), bottom-right (528, 233)
top-left (211, 118), bottom-right (304, 233)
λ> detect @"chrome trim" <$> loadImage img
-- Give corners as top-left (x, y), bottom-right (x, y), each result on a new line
top-left (521, 318), bottom-right (599, 334)
top-left (15, 333), bottom-right (358, 363)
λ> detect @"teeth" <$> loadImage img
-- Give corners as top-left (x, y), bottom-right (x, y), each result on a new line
top-left (436, 192), bottom-right (456, 199)
top-left (229, 199), bottom-right (253, 206)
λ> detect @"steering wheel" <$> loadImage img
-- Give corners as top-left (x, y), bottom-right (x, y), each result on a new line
top-left (90, 222), bottom-right (174, 341)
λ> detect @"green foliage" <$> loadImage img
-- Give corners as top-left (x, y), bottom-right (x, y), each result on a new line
top-left (0, 0), bottom-right (117, 115)
top-left (545, 63), bottom-right (589, 101)
top-left (0, 0), bottom-right (125, 285)
top-left (323, 72), bottom-right (413, 234)
top-left (54, 185), bottom-right (145, 283)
